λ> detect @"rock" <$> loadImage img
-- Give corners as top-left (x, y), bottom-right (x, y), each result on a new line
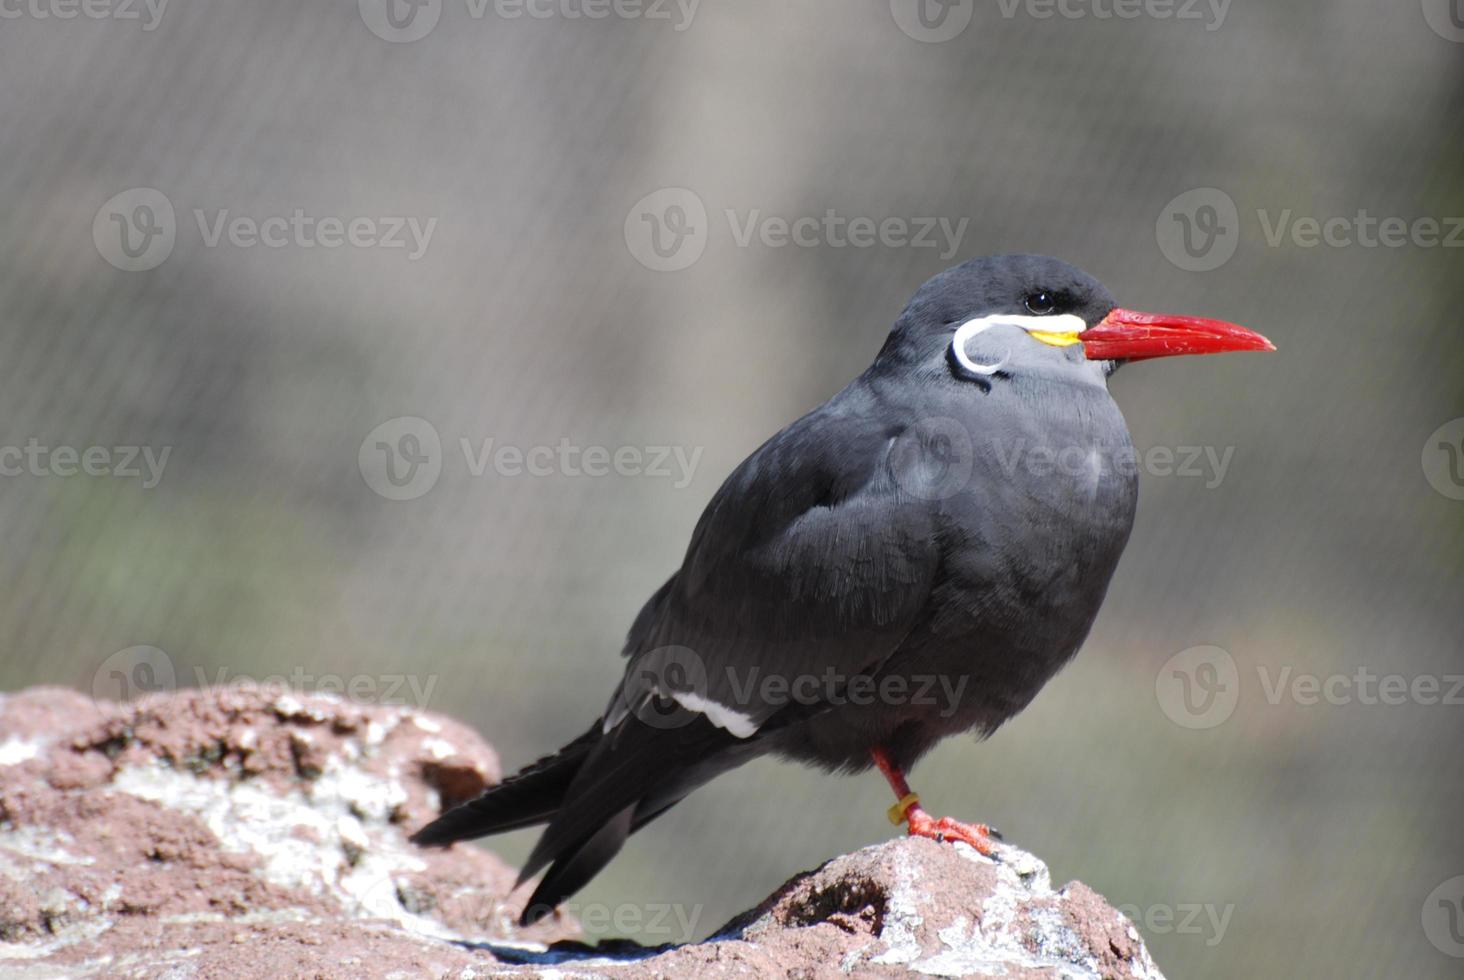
top-left (0, 686), bottom-right (1164, 978)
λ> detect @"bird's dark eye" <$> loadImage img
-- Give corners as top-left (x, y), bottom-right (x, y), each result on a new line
top-left (1025, 292), bottom-right (1057, 316)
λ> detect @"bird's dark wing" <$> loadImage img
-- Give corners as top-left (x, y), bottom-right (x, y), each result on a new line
top-left (516, 396), bottom-right (948, 920)
top-left (605, 398), bottom-right (942, 739)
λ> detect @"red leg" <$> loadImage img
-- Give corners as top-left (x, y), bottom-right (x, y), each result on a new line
top-left (870, 746), bottom-right (999, 857)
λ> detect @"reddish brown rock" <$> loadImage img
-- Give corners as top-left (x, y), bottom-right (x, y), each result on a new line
top-left (0, 686), bottom-right (1164, 978)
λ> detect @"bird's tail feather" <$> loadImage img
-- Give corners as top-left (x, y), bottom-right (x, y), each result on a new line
top-left (414, 712), bottom-right (755, 925)
top-left (409, 723), bottom-right (601, 847)
top-left (519, 803), bottom-right (636, 925)
top-left (514, 714), bottom-right (746, 923)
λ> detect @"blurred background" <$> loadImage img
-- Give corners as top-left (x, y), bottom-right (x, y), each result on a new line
top-left (2, 1), bottom-right (1462, 976)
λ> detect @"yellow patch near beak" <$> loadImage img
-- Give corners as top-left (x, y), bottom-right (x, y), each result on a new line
top-left (1028, 329), bottom-right (1082, 348)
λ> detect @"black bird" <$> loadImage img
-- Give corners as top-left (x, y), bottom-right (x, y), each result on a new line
top-left (412, 254), bottom-right (1273, 923)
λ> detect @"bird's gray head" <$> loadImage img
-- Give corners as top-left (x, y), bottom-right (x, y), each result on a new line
top-left (874, 253), bottom-right (1272, 388)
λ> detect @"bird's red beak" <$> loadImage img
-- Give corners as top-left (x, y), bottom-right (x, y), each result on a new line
top-left (1081, 308), bottom-right (1275, 362)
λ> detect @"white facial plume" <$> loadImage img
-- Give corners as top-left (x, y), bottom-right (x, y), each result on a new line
top-left (950, 313), bottom-right (1087, 376)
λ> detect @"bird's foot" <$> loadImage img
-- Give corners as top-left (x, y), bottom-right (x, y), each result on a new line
top-left (903, 806), bottom-right (1001, 857)
top-left (873, 752), bottom-right (1002, 858)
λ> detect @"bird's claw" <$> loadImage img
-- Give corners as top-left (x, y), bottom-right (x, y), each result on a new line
top-left (905, 810), bottom-right (1001, 857)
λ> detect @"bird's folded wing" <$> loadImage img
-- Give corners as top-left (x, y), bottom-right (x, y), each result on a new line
top-left (604, 406), bottom-right (941, 740)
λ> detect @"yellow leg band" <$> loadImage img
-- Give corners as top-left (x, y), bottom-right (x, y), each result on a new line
top-left (887, 792), bottom-right (920, 826)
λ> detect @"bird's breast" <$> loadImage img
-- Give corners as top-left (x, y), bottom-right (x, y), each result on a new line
top-left (918, 387), bottom-right (1139, 650)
